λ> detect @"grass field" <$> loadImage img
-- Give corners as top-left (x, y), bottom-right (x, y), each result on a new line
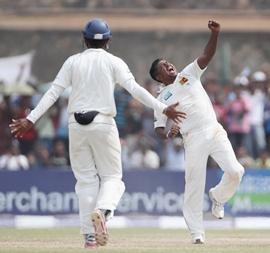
top-left (0, 228), bottom-right (269, 253)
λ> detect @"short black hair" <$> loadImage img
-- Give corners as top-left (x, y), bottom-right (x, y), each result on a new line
top-left (149, 58), bottom-right (162, 82)
top-left (84, 37), bottom-right (109, 49)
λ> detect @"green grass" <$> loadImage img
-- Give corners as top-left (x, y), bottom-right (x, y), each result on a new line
top-left (0, 228), bottom-right (269, 253)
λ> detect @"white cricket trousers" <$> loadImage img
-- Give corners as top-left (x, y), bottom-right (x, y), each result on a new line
top-left (182, 123), bottom-right (244, 238)
top-left (68, 117), bottom-right (125, 234)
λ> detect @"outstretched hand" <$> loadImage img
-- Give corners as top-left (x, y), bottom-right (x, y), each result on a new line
top-left (9, 118), bottom-right (34, 138)
top-left (163, 102), bottom-right (186, 124)
top-left (208, 20), bottom-right (220, 33)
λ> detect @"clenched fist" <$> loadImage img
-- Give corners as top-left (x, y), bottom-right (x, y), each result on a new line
top-left (208, 20), bottom-right (220, 33)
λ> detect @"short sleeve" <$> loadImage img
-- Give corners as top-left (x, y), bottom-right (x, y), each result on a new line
top-left (113, 57), bottom-right (135, 85)
top-left (53, 56), bottom-right (74, 89)
top-left (181, 59), bottom-right (207, 80)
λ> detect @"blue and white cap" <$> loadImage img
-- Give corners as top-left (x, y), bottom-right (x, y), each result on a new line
top-left (83, 19), bottom-right (112, 40)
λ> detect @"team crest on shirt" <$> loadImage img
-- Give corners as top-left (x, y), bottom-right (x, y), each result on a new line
top-left (179, 76), bottom-right (189, 85)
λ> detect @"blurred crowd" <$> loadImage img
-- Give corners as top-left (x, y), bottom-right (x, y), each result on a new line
top-left (1, 69), bottom-right (270, 171)
top-left (1, 0), bottom-right (268, 11)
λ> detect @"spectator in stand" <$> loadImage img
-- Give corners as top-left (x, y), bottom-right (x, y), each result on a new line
top-left (129, 138), bottom-right (160, 169)
top-left (51, 139), bottom-right (70, 166)
top-left (34, 143), bottom-right (52, 167)
top-left (263, 76), bottom-right (270, 150)
top-left (212, 92), bottom-right (227, 127)
top-left (11, 96), bottom-right (37, 155)
top-left (246, 71), bottom-right (267, 158)
top-left (204, 77), bottom-right (228, 127)
top-left (164, 137), bottom-right (185, 171)
top-left (114, 88), bottom-right (131, 137)
top-left (0, 95), bottom-right (12, 155)
top-left (26, 151), bottom-right (38, 168)
top-left (225, 83), bottom-right (250, 151)
top-left (125, 99), bottom-right (144, 135)
top-left (0, 141), bottom-right (29, 170)
top-left (55, 97), bottom-right (69, 143)
top-left (254, 149), bottom-right (270, 168)
top-left (236, 146), bottom-right (255, 168)
top-left (142, 80), bottom-right (160, 137)
top-left (204, 77), bottom-right (220, 103)
top-left (35, 109), bottom-right (55, 150)
top-left (125, 99), bottom-right (144, 153)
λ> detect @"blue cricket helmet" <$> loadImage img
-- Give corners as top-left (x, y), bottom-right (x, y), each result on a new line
top-left (83, 19), bottom-right (112, 40)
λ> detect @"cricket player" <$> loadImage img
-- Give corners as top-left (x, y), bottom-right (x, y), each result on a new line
top-left (149, 20), bottom-right (244, 244)
top-left (9, 19), bottom-right (186, 249)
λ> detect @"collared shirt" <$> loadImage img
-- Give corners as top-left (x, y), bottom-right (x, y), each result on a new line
top-left (27, 48), bottom-right (166, 124)
top-left (154, 59), bottom-right (217, 134)
top-left (53, 48), bottom-right (135, 116)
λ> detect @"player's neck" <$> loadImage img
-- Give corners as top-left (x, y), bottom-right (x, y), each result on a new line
top-left (163, 75), bottom-right (177, 86)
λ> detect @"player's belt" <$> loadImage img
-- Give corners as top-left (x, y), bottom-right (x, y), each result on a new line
top-left (74, 111), bottom-right (99, 125)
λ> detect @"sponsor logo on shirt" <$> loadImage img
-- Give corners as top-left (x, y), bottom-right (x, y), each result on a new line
top-left (164, 91), bottom-right (173, 100)
top-left (179, 76), bottom-right (189, 85)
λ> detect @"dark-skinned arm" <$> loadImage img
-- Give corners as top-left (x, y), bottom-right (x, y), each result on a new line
top-left (155, 124), bottom-right (180, 140)
top-left (197, 20), bottom-right (220, 70)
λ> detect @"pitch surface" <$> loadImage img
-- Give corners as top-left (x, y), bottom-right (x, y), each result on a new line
top-left (0, 228), bottom-right (269, 253)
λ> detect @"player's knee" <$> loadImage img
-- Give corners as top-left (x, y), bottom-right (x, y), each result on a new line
top-left (230, 163), bottom-right (245, 182)
top-left (119, 180), bottom-right (125, 195)
top-left (100, 177), bottom-right (125, 196)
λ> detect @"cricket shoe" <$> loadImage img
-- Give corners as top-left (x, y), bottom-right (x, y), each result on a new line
top-left (192, 234), bottom-right (205, 244)
top-left (209, 188), bottom-right (224, 219)
top-left (91, 209), bottom-right (109, 246)
top-left (84, 234), bottom-right (98, 249)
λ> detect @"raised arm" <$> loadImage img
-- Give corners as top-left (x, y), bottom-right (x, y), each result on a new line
top-left (197, 20), bottom-right (220, 70)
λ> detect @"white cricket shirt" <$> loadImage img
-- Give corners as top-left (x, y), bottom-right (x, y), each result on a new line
top-left (27, 48), bottom-right (166, 123)
top-left (154, 59), bottom-right (218, 134)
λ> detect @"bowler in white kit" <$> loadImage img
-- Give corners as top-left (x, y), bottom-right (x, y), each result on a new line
top-left (9, 19), bottom-right (185, 249)
top-left (150, 20), bottom-right (244, 244)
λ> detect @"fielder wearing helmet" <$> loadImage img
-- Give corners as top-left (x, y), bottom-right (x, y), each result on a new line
top-left (82, 19), bottom-right (112, 49)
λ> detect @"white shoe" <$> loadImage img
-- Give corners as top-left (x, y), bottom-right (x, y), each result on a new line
top-left (209, 188), bottom-right (224, 219)
top-left (192, 234), bottom-right (205, 244)
top-left (91, 209), bottom-right (109, 246)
